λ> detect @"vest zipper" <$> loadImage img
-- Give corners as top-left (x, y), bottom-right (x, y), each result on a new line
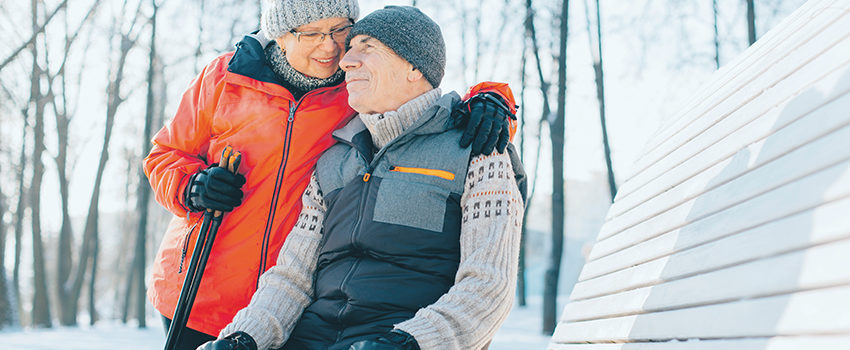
top-left (333, 165), bottom-right (373, 329)
top-left (256, 98), bottom-right (302, 288)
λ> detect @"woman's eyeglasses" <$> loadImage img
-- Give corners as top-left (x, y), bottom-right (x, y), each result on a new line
top-left (290, 24), bottom-right (353, 45)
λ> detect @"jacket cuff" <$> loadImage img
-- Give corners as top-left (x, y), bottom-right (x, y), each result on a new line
top-left (182, 171), bottom-right (202, 212)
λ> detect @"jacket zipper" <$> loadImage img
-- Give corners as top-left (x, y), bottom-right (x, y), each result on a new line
top-left (256, 99), bottom-right (302, 288)
top-left (389, 165), bottom-right (455, 180)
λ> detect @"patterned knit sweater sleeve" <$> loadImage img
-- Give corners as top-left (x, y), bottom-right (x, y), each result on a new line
top-left (220, 172), bottom-right (326, 350)
top-left (395, 152), bottom-right (525, 350)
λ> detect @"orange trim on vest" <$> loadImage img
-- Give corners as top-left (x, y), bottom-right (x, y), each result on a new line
top-left (389, 166), bottom-right (455, 181)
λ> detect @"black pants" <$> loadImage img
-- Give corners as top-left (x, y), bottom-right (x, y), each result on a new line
top-left (161, 314), bottom-right (217, 350)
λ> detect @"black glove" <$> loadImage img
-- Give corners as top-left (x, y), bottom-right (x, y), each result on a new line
top-left (348, 330), bottom-right (420, 350)
top-left (453, 91), bottom-right (516, 156)
top-left (196, 331), bottom-right (257, 350)
top-left (185, 166), bottom-right (246, 212)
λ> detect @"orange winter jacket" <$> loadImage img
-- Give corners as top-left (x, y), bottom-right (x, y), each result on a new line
top-left (144, 34), bottom-right (355, 336)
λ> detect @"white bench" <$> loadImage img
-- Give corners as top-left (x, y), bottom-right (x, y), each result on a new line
top-left (548, 0), bottom-right (850, 348)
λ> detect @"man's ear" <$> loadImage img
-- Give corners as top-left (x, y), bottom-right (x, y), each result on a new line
top-left (407, 67), bottom-right (424, 82)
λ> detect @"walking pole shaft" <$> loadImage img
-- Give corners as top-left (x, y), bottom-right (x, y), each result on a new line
top-left (163, 146), bottom-right (241, 350)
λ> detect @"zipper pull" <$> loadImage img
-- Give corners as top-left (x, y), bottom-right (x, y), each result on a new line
top-left (363, 173), bottom-right (371, 182)
top-left (288, 103), bottom-right (296, 122)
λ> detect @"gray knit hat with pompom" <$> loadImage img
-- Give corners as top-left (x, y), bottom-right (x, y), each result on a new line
top-left (261, 0), bottom-right (359, 40)
top-left (346, 5), bottom-right (446, 88)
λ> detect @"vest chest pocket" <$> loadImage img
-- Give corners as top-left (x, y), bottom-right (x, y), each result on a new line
top-left (373, 177), bottom-right (450, 233)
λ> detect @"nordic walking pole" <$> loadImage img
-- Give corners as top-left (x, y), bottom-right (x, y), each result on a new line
top-left (178, 150), bottom-right (241, 339)
top-left (165, 146), bottom-right (241, 350)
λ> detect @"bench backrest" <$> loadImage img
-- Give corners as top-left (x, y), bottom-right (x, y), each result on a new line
top-left (549, 0), bottom-right (850, 348)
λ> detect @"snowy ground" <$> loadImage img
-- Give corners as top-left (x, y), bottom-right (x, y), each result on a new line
top-left (0, 298), bottom-right (553, 349)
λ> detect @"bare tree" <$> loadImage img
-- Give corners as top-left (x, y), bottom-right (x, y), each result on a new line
top-left (746, 0), bottom-right (756, 45)
top-left (88, 0), bottom-right (145, 325)
top-left (28, 0), bottom-right (52, 329)
top-left (517, 0), bottom-right (551, 308)
top-left (521, 0), bottom-right (570, 334)
top-left (517, 34), bottom-right (528, 307)
top-left (50, 0), bottom-right (102, 326)
top-left (0, 0), bottom-right (68, 73)
top-left (543, 0), bottom-right (569, 335)
top-left (583, 0), bottom-right (616, 202)
top-left (713, 0), bottom-right (720, 68)
top-left (523, 0), bottom-right (560, 329)
top-left (125, 0), bottom-right (159, 327)
top-left (11, 117), bottom-right (27, 327)
top-left (0, 163), bottom-right (12, 327)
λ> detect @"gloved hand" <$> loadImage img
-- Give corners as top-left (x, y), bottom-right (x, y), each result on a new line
top-left (453, 91), bottom-right (517, 156)
top-left (185, 166), bottom-right (246, 212)
top-left (348, 330), bottom-right (420, 350)
top-left (196, 331), bottom-right (258, 350)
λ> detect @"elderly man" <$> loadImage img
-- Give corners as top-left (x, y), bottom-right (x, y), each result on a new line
top-left (198, 6), bottom-right (525, 350)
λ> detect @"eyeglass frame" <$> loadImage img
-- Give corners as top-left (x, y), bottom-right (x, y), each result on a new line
top-left (289, 23), bottom-right (354, 44)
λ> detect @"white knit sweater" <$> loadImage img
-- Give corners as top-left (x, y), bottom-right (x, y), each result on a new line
top-left (221, 90), bottom-right (524, 350)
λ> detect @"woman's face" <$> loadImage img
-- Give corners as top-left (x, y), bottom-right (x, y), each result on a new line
top-left (275, 17), bottom-right (352, 79)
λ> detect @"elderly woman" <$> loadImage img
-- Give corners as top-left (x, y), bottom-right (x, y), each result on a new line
top-left (144, 0), bottom-right (515, 349)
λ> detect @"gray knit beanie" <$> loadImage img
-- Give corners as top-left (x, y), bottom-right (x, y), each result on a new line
top-left (346, 5), bottom-right (446, 88)
top-left (261, 0), bottom-right (359, 40)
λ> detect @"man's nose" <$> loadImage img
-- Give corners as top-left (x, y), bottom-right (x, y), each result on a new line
top-left (340, 52), bottom-right (360, 71)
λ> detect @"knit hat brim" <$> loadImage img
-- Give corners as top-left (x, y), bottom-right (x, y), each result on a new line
top-left (261, 0), bottom-right (359, 40)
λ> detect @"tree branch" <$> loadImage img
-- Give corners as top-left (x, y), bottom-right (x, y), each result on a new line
top-left (0, 0), bottom-right (69, 73)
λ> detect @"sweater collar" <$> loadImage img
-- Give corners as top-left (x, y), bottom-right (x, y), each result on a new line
top-left (359, 88), bottom-right (442, 149)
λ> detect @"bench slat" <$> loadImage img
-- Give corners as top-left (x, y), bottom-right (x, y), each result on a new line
top-left (548, 336), bottom-right (850, 350)
top-left (579, 113), bottom-right (850, 282)
top-left (571, 195), bottom-right (850, 302)
top-left (553, 285), bottom-right (850, 343)
top-left (563, 237), bottom-right (850, 322)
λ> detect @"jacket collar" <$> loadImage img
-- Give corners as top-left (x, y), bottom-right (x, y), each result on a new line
top-left (227, 30), bottom-right (282, 87)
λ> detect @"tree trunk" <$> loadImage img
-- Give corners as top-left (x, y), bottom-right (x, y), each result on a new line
top-left (0, 164), bottom-right (12, 327)
top-left (12, 118), bottom-right (28, 327)
top-left (54, 0), bottom-right (102, 326)
top-left (29, 0), bottom-right (52, 328)
top-left (713, 0), bottom-right (720, 68)
top-left (132, 0), bottom-right (159, 327)
top-left (584, 0), bottom-right (616, 202)
top-left (88, 227), bottom-right (99, 325)
top-left (516, 35), bottom-right (528, 307)
top-left (55, 61), bottom-right (76, 326)
top-left (543, 0), bottom-right (569, 335)
top-left (746, 0), bottom-right (756, 45)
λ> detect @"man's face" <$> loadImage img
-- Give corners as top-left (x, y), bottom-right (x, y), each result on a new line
top-left (340, 35), bottom-right (418, 114)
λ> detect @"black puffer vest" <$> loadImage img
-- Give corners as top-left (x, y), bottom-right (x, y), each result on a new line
top-left (282, 93), bottom-right (472, 350)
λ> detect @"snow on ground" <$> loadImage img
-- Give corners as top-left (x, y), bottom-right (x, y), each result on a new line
top-left (0, 298), bottom-right (553, 349)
